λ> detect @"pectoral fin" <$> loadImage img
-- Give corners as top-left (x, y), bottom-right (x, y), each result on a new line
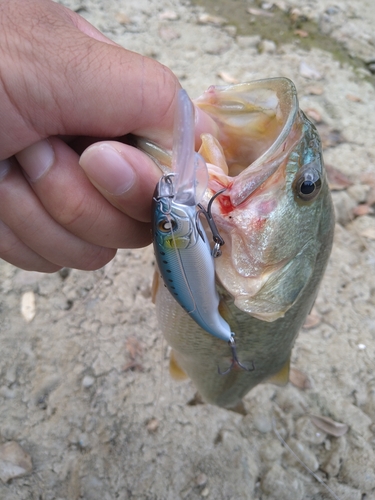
top-left (169, 350), bottom-right (188, 380)
top-left (267, 356), bottom-right (290, 386)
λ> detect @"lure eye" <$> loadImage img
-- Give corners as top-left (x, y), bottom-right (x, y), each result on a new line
top-left (158, 218), bottom-right (177, 233)
top-left (293, 167), bottom-right (322, 202)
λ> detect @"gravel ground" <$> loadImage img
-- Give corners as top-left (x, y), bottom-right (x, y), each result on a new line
top-left (1, 0), bottom-right (375, 499)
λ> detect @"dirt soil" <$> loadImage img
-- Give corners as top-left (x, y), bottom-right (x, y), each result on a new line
top-left (1, 0), bottom-right (375, 499)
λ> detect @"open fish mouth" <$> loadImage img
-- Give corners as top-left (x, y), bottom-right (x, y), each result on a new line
top-left (195, 77), bottom-right (300, 207)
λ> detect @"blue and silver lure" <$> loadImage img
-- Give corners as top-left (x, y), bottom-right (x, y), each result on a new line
top-left (152, 90), bottom-right (250, 373)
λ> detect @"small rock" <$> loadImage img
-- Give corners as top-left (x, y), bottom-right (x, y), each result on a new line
top-left (353, 204), bottom-right (373, 217)
top-left (347, 184), bottom-right (371, 204)
top-left (322, 437), bottom-right (347, 477)
top-left (0, 386), bottom-right (16, 399)
top-left (304, 108), bottom-right (322, 123)
top-left (253, 411), bottom-right (273, 433)
top-left (290, 8), bottom-right (305, 23)
top-left (327, 481), bottom-right (362, 500)
top-left (294, 29), bottom-right (309, 38)
top-left (285, 438), bottom-right (319, 472)
top-left (237, 35), bottom-right (261, 48)
top-left (21, 291), bottom-right (36, 323)
top-left (82, 376), bottom-right (95, 388)
top-left (115, 12), bottom-right (131, 25)
top-left (261, 463), bottom-right (304, 500)
top-left (202, 37), bottom-right (230, 56)
top-left (299, 61), bottom-right (323, 80)
top-left (78, 433), bottom-right (90, 449)
top-left (158, 25), bottom-right (180, 42)
top-left (332, 191), bottom-right (356, 226)
top-left (201, 487), bottom-right (209, 497)
top-left (341, 445), bottom-right (375, 491)
top-left (258, 39), bottom-right (276, 54)
top-left (350, 215), bottom-right (375, 241)
top-left (259, 440), bottom-right (284, 464)
top-left (146, 418), bottom-right (159, 433)
top-left (198, 13), bottom-right (226, 26)
top-left (326, 164), bottom-right (353, 191)
top-left (247, 7), bottom-right (273, 17)
top-left (195, 473), bottom-right (207, 487)
top-left (304, 85), bottom-right (324, 95)
top-left (0, 441), bottom-right (32, 483)
top-left (224, 25), bottom-right (237, 37)
top-left (346, 94), bottom-right (362, 102)
top-left (158, 10), bottom-right (179, 21)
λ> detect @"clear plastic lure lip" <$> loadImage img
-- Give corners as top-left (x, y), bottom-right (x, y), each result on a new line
top-left (172, 89), bottom-right (208, 206)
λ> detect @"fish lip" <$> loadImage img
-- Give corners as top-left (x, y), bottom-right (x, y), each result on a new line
top-left (229, 78), bottom-right (299, 207)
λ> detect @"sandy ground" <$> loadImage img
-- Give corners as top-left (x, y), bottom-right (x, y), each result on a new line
top-left (1, 0), bottom-right (375, 499)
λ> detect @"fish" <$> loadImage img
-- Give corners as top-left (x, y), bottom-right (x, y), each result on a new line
top-left (140, 77), bottom-right (334, 410)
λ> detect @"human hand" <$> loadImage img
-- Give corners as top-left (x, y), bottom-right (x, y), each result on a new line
top-left (0, 0), bottom-right (216, 272)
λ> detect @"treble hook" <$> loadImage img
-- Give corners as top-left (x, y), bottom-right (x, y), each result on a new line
top-left (218, 336), bottom-right (255, 375)
top-left (196, 188), bottom-right (226, 257)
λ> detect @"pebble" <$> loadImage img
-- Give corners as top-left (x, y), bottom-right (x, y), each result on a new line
top-left (299, 61), bottom-right (323, 80)
top-left (0, 441), bottom-right (33, 483)
top-left (347, 184), bottom-right (371, 204)
top-left (201, 487), bottom-right (209, 497)
top-left (341, 445), bottom-right (375, 491)
top-left (237, 35), bottom-right (261, 49)
top-left (322, 437), bottom-right (347, 477)
top-left (21, 291), bottom-right (36, 323)
top-left (259, 440), bottom-right (284, 463)
top-left (258, 39), bottom-right (277, 54)
top-left (82, 376), bottom-right (95, 388)
top-left (0, 386), bottom-right (16, 399)
top-left (261, 463), bottom-right (304, 500)
top-left (253, 411), bottom-right (273, 433)
top-left (158, 10), bottom-right (179, 21)
top-left (327, 481), bottom-right (362, 500)
top-left (158, 26), bottom-right (180, 42)
top-left (195, 473), bottom-right (207, 487)
top-left (284, 438), bottom-right (320, 472)
top-left (197, 13), bottom-right (226, 26)
top-left (332, 191), bottom-right (356, 226)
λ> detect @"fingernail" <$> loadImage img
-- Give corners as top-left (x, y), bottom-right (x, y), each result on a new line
top-left (0, 159), bottom-right (11, 181)
top-left (16, 139), bottom-right (55, 182)
top-left (79, 143), bottom-right (136, 196)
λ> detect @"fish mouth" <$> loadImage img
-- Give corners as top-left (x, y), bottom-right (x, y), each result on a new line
top-left (196, 78), bottom-right (323, 322)
top-left (195, 77), bottom-right (301, 207)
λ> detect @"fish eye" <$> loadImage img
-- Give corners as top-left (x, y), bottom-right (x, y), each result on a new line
top-left (293, 167), bottom-right (322, 202)
top-left (158, 218), bottom-right (177, 232)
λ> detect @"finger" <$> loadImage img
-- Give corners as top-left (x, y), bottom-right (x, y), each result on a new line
top-left (0, 219), bottom-right (60, 272)
top-left (16, 137), bottom-right (154, 248)
top-left (0, 158), bottom-right (116, 270)
top-left (79, 141), bottom-right (162, 223)
top-left (0, 0), bottom-right (218, 159)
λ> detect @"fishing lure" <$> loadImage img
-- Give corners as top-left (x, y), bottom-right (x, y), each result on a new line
top-left (152, 90), bottom-right (250, 372)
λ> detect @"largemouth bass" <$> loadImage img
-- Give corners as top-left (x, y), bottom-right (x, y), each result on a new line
top-left (142, 77), bottom-right (334, 410)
